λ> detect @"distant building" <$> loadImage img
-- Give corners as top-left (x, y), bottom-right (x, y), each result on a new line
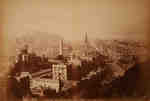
top-left (70, 32), bottom-right (98, 61)
top-left (52, 63), bottom-right (68, 80)
top-left (30, 78), bottom-right (60, 93)
top-left (19, 44), bottom-right (29, 62)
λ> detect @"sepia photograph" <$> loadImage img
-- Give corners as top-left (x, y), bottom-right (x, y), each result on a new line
top-left (0, 0), bottom-right (150, 101)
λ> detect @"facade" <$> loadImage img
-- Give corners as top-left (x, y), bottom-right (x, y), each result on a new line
top-left (30, 78), bottom-right (60, 93)
top-left (52, 63), bottom-right (68, 80)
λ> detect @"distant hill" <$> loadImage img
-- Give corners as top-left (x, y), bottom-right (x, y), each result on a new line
top-left (79, 39), bottom-right (149, 98)
top-left (70, 39), bottom-right (148, 63)
top-left (94, 39), bottom-right (148, 63)
top-left (9, 31), bottom-right (64, 57)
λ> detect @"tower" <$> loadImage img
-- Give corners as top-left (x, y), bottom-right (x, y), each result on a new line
top-left (84, 32), bottom-right (88, 44)
top-left (59, 40), bottom-right (63, 56)
top-left (21, 44), bottom-right (29, 62)
top-left (83, 32), bottom-right (89, 56)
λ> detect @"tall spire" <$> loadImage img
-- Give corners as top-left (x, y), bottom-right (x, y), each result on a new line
top-left (83, 32), bottom-right (89, 56)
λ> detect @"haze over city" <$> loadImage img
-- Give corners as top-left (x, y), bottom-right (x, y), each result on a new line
top-left (2, 0), bottom-right (150, 41)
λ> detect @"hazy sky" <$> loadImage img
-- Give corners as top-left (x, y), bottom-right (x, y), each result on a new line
top-left (3, 0), bottom-right (150, 41)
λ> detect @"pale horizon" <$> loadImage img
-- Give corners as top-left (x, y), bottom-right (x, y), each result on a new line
top-left (2, 0), bottom-right (150, 41)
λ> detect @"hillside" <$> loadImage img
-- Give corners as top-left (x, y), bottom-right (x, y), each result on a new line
top-left (9, 31), bottom-right (64, 57)
top-left (79, 39), bottom-right (148, 98)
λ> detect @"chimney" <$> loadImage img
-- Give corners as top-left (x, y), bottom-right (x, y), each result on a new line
top-left (59, 40), bottom-right (63, 56)
top-left (85, 32), bottom-right (88, 44)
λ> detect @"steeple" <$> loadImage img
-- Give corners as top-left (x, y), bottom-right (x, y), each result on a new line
top-left (83, 32), bottom-right (89, 56)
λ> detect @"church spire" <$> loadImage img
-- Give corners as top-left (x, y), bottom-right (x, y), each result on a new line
top-left (83, 32), bottom-right (89, 56)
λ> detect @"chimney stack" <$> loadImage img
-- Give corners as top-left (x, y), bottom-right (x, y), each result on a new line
top-left (85, 32), bottom-right (88, 44)
top-left (59, 40), bottom-right (63, 56)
